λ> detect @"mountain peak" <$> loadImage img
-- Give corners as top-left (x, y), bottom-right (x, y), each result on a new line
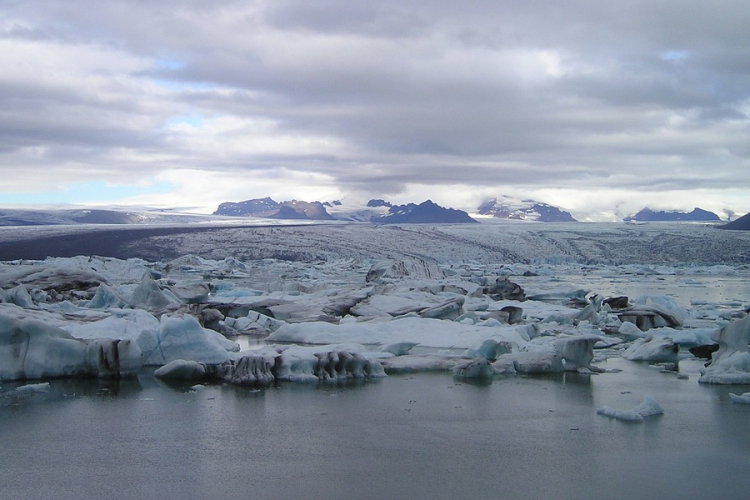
top-left (478, 196), bottom-right (576, 222)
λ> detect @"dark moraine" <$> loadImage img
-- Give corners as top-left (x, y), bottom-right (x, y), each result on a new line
top-left (0, 225), bottom-right (303, 261)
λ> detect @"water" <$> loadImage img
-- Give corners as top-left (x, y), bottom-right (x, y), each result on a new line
top-left (2, 358), bottom-right (750, 500)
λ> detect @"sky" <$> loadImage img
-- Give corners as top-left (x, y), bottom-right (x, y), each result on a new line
top-left (1, 0), bottom-right (749, 221)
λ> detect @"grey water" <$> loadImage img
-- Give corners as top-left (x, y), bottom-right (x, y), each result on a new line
top-left (2, 358), bottom-right (750, 500)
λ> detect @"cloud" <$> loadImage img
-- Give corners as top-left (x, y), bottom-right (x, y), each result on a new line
top-left (1, 0), bottom-right (749, 217)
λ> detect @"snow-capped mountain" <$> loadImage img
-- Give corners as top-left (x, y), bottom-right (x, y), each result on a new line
top-left (623, 207), bottom-right (721, 222)
top-left (214, 198), bottom-right (335, 220)
top-left (477, 196), bottom-right (577, 222)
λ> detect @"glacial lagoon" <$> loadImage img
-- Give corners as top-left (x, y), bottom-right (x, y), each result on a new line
top-left (2, 357), bottom-right (750, 500)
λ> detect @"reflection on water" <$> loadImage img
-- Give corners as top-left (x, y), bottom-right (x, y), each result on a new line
top-left (3, 361), bottom-right (750, 500)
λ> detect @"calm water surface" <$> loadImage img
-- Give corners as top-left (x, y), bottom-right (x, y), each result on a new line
top-left (2, 358), bottom-right (750, 500)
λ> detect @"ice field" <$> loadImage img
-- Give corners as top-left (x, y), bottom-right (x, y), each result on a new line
top-left (2, 220), bottom-right (750, 499)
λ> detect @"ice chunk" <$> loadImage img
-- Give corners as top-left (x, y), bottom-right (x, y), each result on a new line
top-left (165, 282), bottom-right (210, 304)
top-left (154, 360), bottom-right (208, 380)
top-left (553, 335), bottom-right (599, 371)
top-left (621, 336), bottom-right (680, 363)
top-left (379, 342), bottom-right (419, 356)
top-left (699, 315), bottom-right (750, 384)
top-left (85, 283), bottom-right (128, 309)
top-left (274, 346), bottom-right (320, 382)
top-left (463, 339), bottom-right (512, 361)
top-left (418, 297), bottom-right (464, 320)
top-left (453, 358), bottom-right (494, 380)
top-left (1, 285), bottom-right (36, 308)
top-left (493, 351), bottom-right (564, 374)
top-left (729, 392), bottom-right (750, 404)
top-left (618, 321), bottom-right (647, 340)
top-left (1, 382), bottom-right (50, 398)
top-left (0, 309), bottom-right (142, 381)
top-left (140, 314), bottom-right (237, 366)
top-left (365, 258), bottom-right (444, 282)
top-left (129, 276), bottom-right (182, 309)
top-left (597, 396), bottom-right (664, 422)
top-left (619, 296), bottom-right (686, 330)
top-left (215, 354), bottom-right (276, 385)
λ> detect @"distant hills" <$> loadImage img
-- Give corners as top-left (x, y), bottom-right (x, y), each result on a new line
top-left (372, 200), bottom-right (477, 224)
top-left (215, 198), bottom-right (477, 224)
top-left (0, 198), bottom-right (744, 227)
top-left (719, 212), bottom-right (750, 230)
top-left (214, 198), bottom-right (335, 220)
top-left (477, 196), bottom-right (577, 222)
top-left (623, 207), bottom-right (721, 222)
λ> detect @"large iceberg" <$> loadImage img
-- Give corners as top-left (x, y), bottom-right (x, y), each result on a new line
top-left (0, 307), bottom-right (142, 382)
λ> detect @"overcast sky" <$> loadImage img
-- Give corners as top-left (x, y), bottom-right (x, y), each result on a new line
top-left (2, 0), bottom-right (749, 220)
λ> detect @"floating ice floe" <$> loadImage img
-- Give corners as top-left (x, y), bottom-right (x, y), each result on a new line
top-left (596, 396), bottom-right (664, 422)
top-left (699, 314), bottom-right (750, 384)
top-left (729, 392), bottom-right (750, 404)
top-left (1, 382), bottom-right (50, 399)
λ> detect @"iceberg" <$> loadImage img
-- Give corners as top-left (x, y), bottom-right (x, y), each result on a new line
top-left (729, 392), bottom-right (750, 404)
top-left (0, 308), bottom-right (142, 382)
top-left (154, 360), bottom-right (208, 380)
top-left (553, 335), bottom-right (600, 372)
top-left (699, 315), bottom-right (750, 384)
top-left (597, 396), bottom-right (664, 422)
top-left (621, 336), bottom-right (680, 363)
top-left (139, 314), bottom-right (238, 366)
top-left (154, 345), bottom-right (386, 385)
top-left (453, 358), bottom-right (494, 380)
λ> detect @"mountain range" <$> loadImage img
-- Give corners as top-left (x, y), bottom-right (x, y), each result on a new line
top-left (623, 207), bottom-right (721, 222)
top-left (0, 197), bottom-right (744, 228)
top-left (214, 198), bottom-right (335, 220)
top-left (215, 198), bottom-right (478, 224)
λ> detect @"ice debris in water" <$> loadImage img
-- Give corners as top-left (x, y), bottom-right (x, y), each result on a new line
top-left (596, 396), bottom-right (664, 422)
top-left (728, 392), bottom-right (750, 404)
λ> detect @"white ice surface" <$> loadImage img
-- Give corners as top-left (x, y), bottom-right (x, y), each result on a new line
top-left (267, 316), bottom-right (528, 349)
top-left (596, 396), bottom-right (665, 422)
top-left (699, 314), bottom-right (750, 384)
